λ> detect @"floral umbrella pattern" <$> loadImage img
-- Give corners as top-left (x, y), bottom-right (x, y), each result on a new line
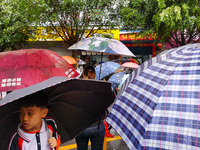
top-left (68, 37), bottom-right (135, 57)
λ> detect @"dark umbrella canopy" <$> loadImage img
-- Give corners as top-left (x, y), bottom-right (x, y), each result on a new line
top-left (113, 57), bottom-right (140, 65)
top-left (106, 44), bottom-right (200, 149)
top-left (112, 57), bottom-right (130, 63)
top-left (0, 76), bottom-right (114, 149)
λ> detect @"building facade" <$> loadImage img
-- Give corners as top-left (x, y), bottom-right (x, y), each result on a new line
top-left (24, 28), bottom-right (164, 65)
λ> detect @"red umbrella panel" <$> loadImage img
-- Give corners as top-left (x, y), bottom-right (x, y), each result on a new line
top-left (0, 49), bottom-right (79, 92)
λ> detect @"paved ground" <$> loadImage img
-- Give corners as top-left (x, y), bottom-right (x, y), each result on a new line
top-left (58, 129), bottom-right (129, 150)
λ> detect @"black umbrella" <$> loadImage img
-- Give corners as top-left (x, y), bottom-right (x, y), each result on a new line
top-left (113, 57), bottom-right (140, 65)
top-left (0, 76), bottom-right (114, 150)
top-left (112, 57), bottom-right (130, 63)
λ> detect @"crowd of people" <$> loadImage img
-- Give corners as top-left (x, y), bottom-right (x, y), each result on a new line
top-left (4, 57), bottom-right (137, 150)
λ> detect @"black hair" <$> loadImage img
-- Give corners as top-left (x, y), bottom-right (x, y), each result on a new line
top-left (80, 65), bottom-right (95, 79)
top-left (18, 91), bottom-right (48, 109)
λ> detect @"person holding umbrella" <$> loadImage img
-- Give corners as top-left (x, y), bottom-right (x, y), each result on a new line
top-left (75, 65), bottom-right (106, 150)
top-left (0, 76), bottom-right (114, 150)
top-left (8, 91), bottom-right (61, 150)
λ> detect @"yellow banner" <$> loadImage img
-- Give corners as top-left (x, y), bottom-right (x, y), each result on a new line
top-left (85, 29), bottom-right (119, 40)
top-left (28, 27), bottom-right (119, 41)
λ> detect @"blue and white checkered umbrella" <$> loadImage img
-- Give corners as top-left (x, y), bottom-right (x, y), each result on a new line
top-left (106, 43), bottom-right (200, 150)
top-left (95, 62), bottom-right (120, 80)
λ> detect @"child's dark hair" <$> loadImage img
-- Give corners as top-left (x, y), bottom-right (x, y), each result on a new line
top-left (18, 91), bottom-right (48, 109)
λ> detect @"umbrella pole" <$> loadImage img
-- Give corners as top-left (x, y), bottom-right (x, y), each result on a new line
top-left (99, 53), bottom-right (103, 80)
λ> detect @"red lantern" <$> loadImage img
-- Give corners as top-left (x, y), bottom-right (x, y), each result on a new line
top-left (157, 43), bottom-right (162, 49)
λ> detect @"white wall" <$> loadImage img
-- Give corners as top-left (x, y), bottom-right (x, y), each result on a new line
top-left (22, 41), bottom-right (72, 56)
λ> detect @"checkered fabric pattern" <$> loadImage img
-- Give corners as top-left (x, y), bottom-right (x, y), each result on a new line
top-left (106, 43), bottom-right (200, 150)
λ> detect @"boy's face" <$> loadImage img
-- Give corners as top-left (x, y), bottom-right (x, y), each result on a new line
top-left (19, 106), bottom-right (48, 132)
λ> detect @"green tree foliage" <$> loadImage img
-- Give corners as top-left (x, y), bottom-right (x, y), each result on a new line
top-left (120, 0), bottom-right (200, 48)
top-left (0, 1), bottom-right (33, 52)
top-left (10, 0), bottom-right (122, 47)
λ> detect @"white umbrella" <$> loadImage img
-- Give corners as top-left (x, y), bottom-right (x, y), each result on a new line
top-left (68, 37), bottom-right (135, 57)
